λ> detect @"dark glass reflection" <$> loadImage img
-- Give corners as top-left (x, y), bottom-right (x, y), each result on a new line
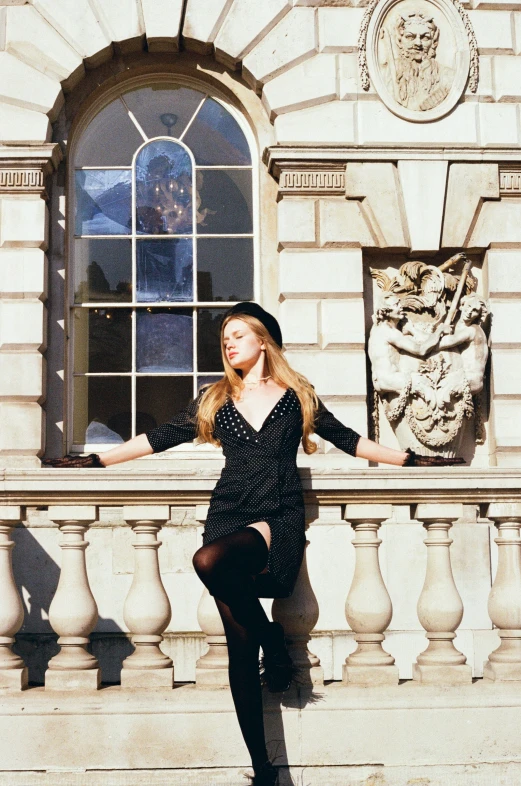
top-left (197, 170), bottom-right (252, 235)
top-left (135, 141), bottom-right (193, 235)
top-left (137, 239), bottom-right (193, 302)
top-left (136, 308), bottom-right (193, 372)
top-left (197, 238), bottom-right (253, 301)
top-left (136, 376), bottom-right (193, 433)
top-left (77, 308), bottom-right (132, 373)
top-left (74, 239), bottom-right (132, 303)
top-left (123, 85), bottom-right (204, 140)
top-left (183, 98), bottom-right (251, 166)
top-left (76, 376), bottom-right (131, 443)
top-left (197, 375), bottom-right (223, 392)
top-left (75, 100), bottom-right (143, 167)
top-left (75, 170), bottom-right (132, 236)
top-left (197, 308), bottom-right (227, 372)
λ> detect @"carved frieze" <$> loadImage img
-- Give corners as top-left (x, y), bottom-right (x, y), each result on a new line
top-left (0, 169), bottom-right (45, 195)
top-left (499, 166), bottom-right (521, 197)
top-left (279, 169), bottom-right (346, 195)
top-left (0, 144), bottom-right (62, 199)
top-left (359, 0), bottom-right (478, 122)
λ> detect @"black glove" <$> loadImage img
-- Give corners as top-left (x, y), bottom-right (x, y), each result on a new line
top-left (41, 453), bottom-right (105, 468)
top-left (403, 448), bottom-right (465, 467)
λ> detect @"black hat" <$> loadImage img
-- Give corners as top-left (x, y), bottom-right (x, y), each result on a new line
top-left (223, 302), bottom-right (283, 348)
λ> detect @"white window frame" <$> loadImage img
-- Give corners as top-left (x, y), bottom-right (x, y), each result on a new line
top-left (67, 75), bottom-right (260, 454)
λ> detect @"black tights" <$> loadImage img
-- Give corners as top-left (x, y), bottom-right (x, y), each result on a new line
top-left (192, 527), bottom-right (275, 772)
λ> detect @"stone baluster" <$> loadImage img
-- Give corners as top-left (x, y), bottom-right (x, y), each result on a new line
top-left (0, 507), bottom-right (28, 690)
top-left (193, 506), bottom-right (229, 686)
top-left (273, 540), bottom-right (324, 687)
top-left (484, 503), bottom-right (521, 681)
top-left (195, 587), bottom-right (229, 686)
top-left (121, 506), bottom-right (173, 688)
top-left (45, 506), bottom-right (100, 690)
top-left (342, 505), bottom-right (398, 686)
top-left (413, 504), bottom-right (471, 684)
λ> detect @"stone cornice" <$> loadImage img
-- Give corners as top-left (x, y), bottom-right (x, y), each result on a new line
top-left (1, 468), bottom-right (520, 506)
top-left (265, 146), bottom-right (521, 177)
top-left (0, 144), bottom-right (63, 197)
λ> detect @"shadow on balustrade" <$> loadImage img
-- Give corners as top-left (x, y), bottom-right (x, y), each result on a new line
top-left (263, 687), bottom-right (325, 786)
top-left (10, 524), bottom-right (132, 685)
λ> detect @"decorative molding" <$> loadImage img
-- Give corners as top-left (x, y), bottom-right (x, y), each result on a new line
top-left (499, 166), bottom-right (521, 197)
top-left (0, 144), bottom-right (62, 198)
top-left (279, 169), bottom-right (346, 195)
top-left (0, 169), bottom-right (45, 195)
top-left (359, 0), bottom-right (478, 122)
top-left (265, 147), bottom-right (521, 171)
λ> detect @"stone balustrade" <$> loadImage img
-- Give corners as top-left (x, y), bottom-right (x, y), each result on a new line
top-left (2, 474), bottom-right (521, 692)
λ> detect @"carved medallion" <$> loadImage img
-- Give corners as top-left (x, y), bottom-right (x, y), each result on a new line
top-left (360, 0), bottom-right (478, 122)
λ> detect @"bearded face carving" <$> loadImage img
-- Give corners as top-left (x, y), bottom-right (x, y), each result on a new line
top-left (380, 11), bottom-right (455, 111)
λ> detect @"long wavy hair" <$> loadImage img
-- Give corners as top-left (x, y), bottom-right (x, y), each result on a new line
top-left (196, 313), bottom-right (319, 454)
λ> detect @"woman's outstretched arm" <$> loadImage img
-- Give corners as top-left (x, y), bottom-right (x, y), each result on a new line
top-left (355, 436), bottom-right (407, 466)
top-left (99, 434), bottom-right (154, 467)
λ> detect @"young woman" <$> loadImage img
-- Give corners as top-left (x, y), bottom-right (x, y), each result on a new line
top-left (44, 302), bottom-right (462, 786)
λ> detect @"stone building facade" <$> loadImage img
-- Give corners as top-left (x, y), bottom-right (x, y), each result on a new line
top-left (1, 0), bottom-right (521, 783)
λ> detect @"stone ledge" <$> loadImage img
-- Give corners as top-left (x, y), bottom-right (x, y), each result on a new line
top-left (1, 681), bottom-right (521, 772)
top-left (3, 763), bottom-right (521, 786)
top-left (265, 146), bottom-right (521, 174)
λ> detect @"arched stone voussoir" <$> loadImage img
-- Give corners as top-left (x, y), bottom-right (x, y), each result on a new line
top-left (0, 102), bottom-right (51, 145)
top-left (214, 0), bottom-right (294, 71)
top-left (242, 7), bottom-right (318, 95)
top-left (183, 0), bottom-right (234, 55)
top-left (31, 0), bottom-right (113, 68)
top-left (141, 0), bottom-right (184, 53)
top-left (93, 0), bottom-right (145, 54)
top-left (5, 5), bottom-right (85, 93)
top-left (0, 52), bottom-right (63, 123)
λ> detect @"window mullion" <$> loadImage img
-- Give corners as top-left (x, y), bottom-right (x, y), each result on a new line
top-left (179, 94), bottom-right (207, 142)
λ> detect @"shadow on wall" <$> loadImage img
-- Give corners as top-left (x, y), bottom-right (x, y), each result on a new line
top-left (11, 525), bottom-right (132, 685)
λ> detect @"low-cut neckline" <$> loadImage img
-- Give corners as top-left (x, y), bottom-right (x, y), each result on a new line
top-left (230, 388), bottom-right (290, 434)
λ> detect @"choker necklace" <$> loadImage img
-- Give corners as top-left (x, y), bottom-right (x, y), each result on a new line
top-left (243, 375), bottom-right (272, 386)
top-left (238, 375), bottom-right (272, 401)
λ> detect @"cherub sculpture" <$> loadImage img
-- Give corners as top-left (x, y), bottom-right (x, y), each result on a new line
top-left (368, 254), bottom-right (488, 454)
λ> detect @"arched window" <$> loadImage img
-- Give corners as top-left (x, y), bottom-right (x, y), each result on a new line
top-left (70, 82), bottom-right (255, 448)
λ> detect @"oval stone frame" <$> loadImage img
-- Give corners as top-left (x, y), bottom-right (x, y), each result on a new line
top-left (365, 0), bottom-right (471, 122)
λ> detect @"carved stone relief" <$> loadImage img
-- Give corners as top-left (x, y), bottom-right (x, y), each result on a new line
top-left (360, 0), bottom-right (477, 122)
top-left (368, 253), bottom-right (488, 456)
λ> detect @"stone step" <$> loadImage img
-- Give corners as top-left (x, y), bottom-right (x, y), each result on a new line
top-left (1, 681), bottom-right (521, 777)
top-left (2, 763), bottom-right (521, 786)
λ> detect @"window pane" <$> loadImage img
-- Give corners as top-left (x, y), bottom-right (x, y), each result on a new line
top-left (197, 238), bottom-right (253, 301)
top-left (137, 238), bottom-right (193, 302)
top-left (136, 308), bottom-right (193, 372)
top-left (75, 170), bottom-right (132, 236)
top-left (123, 85), bottom-right (205, 141)
top-left (73, 376), bottom-right (131, 444)
top-left (136, 376), bottom-right (193, 432)
top-left (74, 239), bottom-right (132, 303)
top-left (197, 170), bottom-right (252, 235)
top-left (197, 375), bottom-right (223, 392)
top-left (73, 308), bottom-right (132, 373)
top-left (136, 141), bottom-right (193, 235)
top-left (183, 98), bottom-right (251, 166)
top-left (197, 308), bottom-right (226, 372)
top-left (75, 99), bottom-right (143, 167)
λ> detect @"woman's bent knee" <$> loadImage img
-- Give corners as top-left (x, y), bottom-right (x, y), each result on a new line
top-left (192, 545), bottom-right (213, 579)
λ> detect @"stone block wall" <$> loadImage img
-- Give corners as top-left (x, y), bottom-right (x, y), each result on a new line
top-left (278, 196), bottom-right (368, 454)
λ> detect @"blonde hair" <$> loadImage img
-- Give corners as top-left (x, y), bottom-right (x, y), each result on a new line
top-left (196, 314), bottom-right (320, 454)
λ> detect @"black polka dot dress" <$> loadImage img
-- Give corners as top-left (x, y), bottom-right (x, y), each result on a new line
top-left (146, 389), bottom-right (361, 598)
